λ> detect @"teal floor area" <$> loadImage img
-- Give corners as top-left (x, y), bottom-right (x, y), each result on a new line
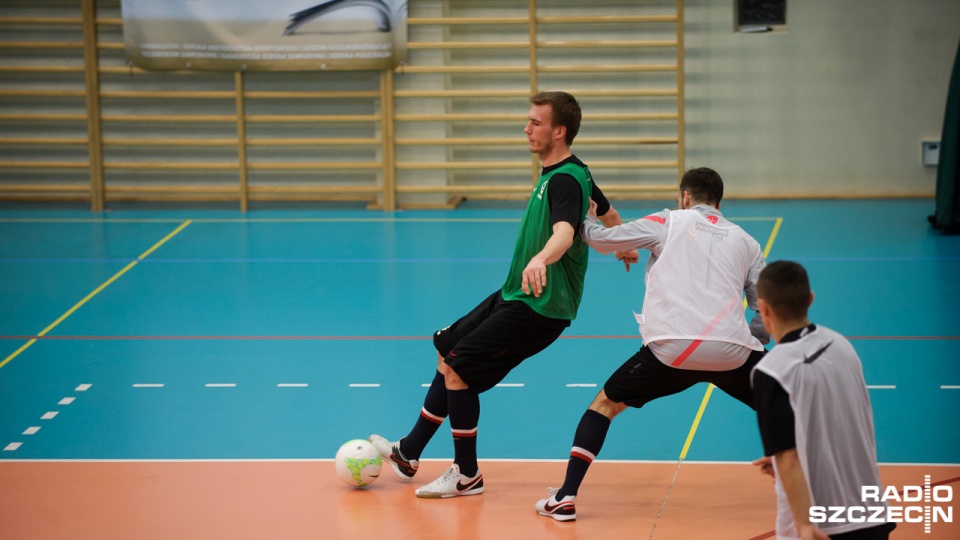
top-left (1, 199), bottom-right (958, 464)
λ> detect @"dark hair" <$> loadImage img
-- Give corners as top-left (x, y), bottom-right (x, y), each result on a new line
top-left (757, 260), bottom-right (811, 321)
top-left (529, 91), bottom-right (581, 145)
top-left (679, 167), bottom-right (724, 206)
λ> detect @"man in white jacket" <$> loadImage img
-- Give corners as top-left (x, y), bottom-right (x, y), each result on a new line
top-left (536, 167), bottom-right (770, 521)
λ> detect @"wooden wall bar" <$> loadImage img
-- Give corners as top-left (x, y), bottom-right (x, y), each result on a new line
top-left (0, 0), bottom-right (683, 210)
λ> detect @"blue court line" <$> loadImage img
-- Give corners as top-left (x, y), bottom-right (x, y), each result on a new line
top-left (0, 257), bottom-right (654, 264)
top-left (0, 216), bottom-right (782, 224)
top-left (1, 334), bottom-right (957, 341)
top-left (794, 256), bottom-right (960, 262)
top-left (5, 256), bottom-right (956, 264)
top-left (0, 257), bottom-right (515, 264)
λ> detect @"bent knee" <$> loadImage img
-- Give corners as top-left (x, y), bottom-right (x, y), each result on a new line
top-left (443, 365), bottom-right (468, 390)
top-left (436, 352), bottom-right (446, 371)
top-left (590, 389), bottom-right (627, 419)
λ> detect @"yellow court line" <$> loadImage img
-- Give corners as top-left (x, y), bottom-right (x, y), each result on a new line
top-left (677, 216), bottom-right (783, 459)
top-left (679, 383), bottom-right (716, 460)
top-left (0, 220), bottom-right (192, 370)
top-left (762, 217), bottom-right (784, 258)
top-left (137, 220), bottom-right (191, 260)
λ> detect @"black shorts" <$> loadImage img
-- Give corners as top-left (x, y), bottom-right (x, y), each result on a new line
top-left (827, 523), bottom-right (895, 540)
top-left (435, 290), bottom-right (570, 394)
top-left (603, 345), bottom-right (766, 409)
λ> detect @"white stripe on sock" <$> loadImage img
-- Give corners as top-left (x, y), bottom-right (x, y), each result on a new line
top-left (452, 427), bottom-right (478, 437)
top-left (571, 445), bottom-right (596, 462)
top-left (421, 407), bottom-right (445, 424)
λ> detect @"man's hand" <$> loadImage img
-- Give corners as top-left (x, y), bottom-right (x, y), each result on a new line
top-left (797, 524), bottom-right (830, 540)
top-left (614, 250), bottom-right (639, 272)
top-left (587, 198), bottom-right (598, 220)
top-left (752, 456), bottom-right (775, 479)
top-left (521, 256), bottom-right (548, 297)
top-left (520, 221), bottom-right (574, 298)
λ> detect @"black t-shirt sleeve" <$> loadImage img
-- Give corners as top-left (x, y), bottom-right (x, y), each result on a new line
top-left (753, 369), bottom-right (797, 456)
top-left (548, 174), bottom-right (612, 228)
top-left (547, 174), bottom-right (584, 229)
top-left (591, 182), bottom-right (611, 216)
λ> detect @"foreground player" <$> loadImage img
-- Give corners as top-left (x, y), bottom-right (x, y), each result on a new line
top-left (369, 91), bottom-right (632, 499)
top-left (535, 167), bottom-right (769, 521)
top-left (752, 261), bottom-right (894, 540)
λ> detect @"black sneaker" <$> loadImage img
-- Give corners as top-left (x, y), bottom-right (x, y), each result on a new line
top-left (368, 434), bottom-right (419, 480)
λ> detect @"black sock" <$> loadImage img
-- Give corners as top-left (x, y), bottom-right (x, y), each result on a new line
top-left (399, 370), bottom-right (447, 461)
top-left (556, 409), bottom-right (611, 499)
top-left (447, 388), bottom-right (480, 478)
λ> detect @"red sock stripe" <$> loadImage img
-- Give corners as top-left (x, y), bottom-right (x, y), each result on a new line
top-left (451, 427), bottom-right (478, 438)
top-left (420, 408), bottom-right (445, 425)
top-left (570, 447), bottom-right (595, 463)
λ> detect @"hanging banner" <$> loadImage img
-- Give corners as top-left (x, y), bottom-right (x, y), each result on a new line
top-left (121, 0), bottom-right (408, 71)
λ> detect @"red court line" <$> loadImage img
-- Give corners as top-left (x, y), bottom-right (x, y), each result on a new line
top-left (1, 335), bottom-right (958, 341)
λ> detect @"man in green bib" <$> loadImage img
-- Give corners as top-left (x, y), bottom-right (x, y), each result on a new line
top-left (370, 91), bottom-right (633, 498)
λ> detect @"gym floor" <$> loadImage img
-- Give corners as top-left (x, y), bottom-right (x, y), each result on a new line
top-left (1, 198), bottom-right (958, 539)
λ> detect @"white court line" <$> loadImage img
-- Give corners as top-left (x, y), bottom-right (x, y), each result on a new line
top-left (75, 384), bottom-right (92, 392)
top-left (942, 385), bottom-right (960, 390)
top-left (133, 383), bottom-right (164, 388)
top-left (4, 442), bottom-right (22, 451)
top-left (3, 458), bottom-right (958, 466)
top-left (41, 412), bottom-right (58, 420)
top-left (421, 383), bottom-right (431, 388)
top-left (566, 383), bottom-right (598, 388)
top-left (495, 383), bottom-right (524, 388)
top-left (23, 427), bottom-right (40, 435)
top-left (277, 383), bottom-right (309, 388)
top-left (205, 383), bottom-right (237, 388)
top-left (867, 385), bottom-right (896, 390)
top-left (349, 383), bottom-right (380, 388)
top-left (58, 397), bottom-right (75, 405)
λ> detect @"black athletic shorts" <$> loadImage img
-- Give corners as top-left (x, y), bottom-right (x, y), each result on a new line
top-left (827, 523), bottom-right (895, 540)
top-left (434, 290), bottom-right (570, 394)
top-left (603, 344), bottom-right (767, 409)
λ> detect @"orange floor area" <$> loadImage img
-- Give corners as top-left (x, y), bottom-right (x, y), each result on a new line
top-left (0, 460), bottom-right (956, 539)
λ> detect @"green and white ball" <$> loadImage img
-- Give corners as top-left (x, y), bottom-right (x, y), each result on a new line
top-left (335, 439), bottom-right (382, 487)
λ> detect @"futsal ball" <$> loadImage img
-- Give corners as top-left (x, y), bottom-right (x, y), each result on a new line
top-left (335, 439), bottom-right (382, 487)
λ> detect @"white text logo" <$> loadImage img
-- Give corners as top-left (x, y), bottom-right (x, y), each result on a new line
top-left (810, 475), bottom-right (953, 534)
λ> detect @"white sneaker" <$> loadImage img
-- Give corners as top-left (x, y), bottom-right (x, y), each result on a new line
top-left (535, 487), bottom-right (576, 521)
top-left (368, 434), bottom-right (419, 480)
top-left (414, 463), bottom-right (484, 499)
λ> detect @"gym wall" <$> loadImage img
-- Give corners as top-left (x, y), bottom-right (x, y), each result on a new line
top-left (1, 0), bottom-right (957, 209)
